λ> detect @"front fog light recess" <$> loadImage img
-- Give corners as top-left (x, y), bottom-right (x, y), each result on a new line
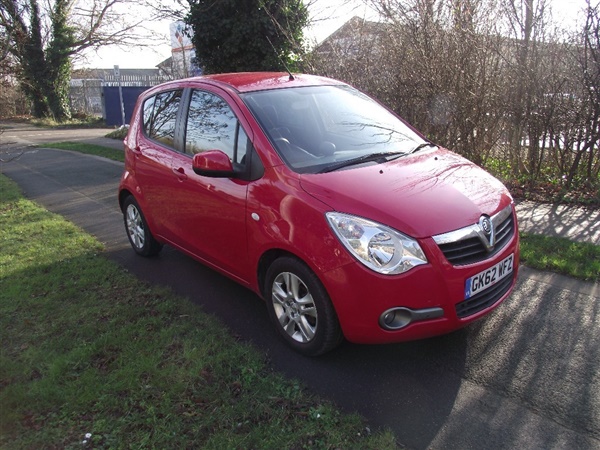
top-left (380, 307), bottom-right (444, 330)
top-left (326, 212), bottom-right (427, 275)
top-left (380, 308), bottom-right (413, 329)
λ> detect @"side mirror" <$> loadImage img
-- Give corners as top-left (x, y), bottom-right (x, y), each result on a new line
top-left (192, 150), bottom-right (236, 178)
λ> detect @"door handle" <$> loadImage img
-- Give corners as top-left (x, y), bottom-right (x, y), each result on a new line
top-left (172, 167), bottom-right (188, 181)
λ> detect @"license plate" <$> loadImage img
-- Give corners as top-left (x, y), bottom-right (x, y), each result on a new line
top-left (465, 254), bottom-right (514, 299)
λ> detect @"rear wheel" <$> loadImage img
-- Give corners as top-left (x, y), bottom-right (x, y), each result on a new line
top-left (123, 195), bottom-right (162, 256)
top-left (265, 256), bottom-right (343, 356)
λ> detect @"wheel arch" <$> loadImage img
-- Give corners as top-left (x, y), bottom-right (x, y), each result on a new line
top-left (118, 188), bottom-right (162, 246)
top-left (261, 251), bottom-right (345, 355)
top-left (118, 188), bottom-right (135, 211)
top-left (257, 248), bottom-right (315, 300)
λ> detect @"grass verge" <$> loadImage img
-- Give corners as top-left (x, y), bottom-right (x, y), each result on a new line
top-left (0, 175), bottom-right (396, 449)
top-left (39, 142), bottom-right (124, 163)
top-left (29, 116), bottom-right (106, 128)
top-left (520, 232), bottom-right (600, 281)
top-left (105, 127), bottom-right (129, 140)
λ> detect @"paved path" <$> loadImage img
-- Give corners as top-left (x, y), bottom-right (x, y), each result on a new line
top-left (0, 120), bottom-right (120, 149)
top-left (2, 127), bottom-right (599, 449)
top-left (516, 200), bottom-right (600, 245)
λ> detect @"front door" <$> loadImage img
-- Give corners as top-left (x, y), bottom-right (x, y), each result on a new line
top-left (166, 88), bottom-right (252, 284)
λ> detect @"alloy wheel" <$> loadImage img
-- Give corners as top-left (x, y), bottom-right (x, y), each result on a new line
top-left (126, 203), bottom-right (145, 251)
top-left (271, 271), bottom-right (318, 343)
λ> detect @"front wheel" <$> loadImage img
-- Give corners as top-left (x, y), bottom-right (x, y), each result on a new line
top-left (265, 257), bottom-right (343, 356)
top-left (122, 195), bottom-right (162, 256)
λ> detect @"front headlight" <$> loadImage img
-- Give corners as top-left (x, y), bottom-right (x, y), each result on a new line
top-left (326, 212), bottom-right (427, 275)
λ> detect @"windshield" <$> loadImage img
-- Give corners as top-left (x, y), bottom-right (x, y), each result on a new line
top-left (242, 85), bottom-right (426, 174)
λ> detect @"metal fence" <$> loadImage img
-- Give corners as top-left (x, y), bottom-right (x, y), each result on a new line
top-left (69, 70), bottom-right (172, 121)
top-left (69, 79), bottom-right (104, 117)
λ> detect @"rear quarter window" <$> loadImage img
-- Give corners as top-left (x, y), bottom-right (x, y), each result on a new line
top-left (142, 90), bottom-right (182, 148)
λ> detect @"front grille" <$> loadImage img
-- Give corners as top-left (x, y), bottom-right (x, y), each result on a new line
top-left (455, 274), bottom-right (513, 318)
top-left (433, 205), bottom-right (515, 266)
top-left (438, 214), bottom-right (514, 265)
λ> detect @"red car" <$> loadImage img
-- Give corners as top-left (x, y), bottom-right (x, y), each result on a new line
top-left (118, 72), bottom-right (519, 356)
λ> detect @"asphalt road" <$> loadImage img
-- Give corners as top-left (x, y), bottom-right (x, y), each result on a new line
top-left (2, 125), bottom-right (599, 449)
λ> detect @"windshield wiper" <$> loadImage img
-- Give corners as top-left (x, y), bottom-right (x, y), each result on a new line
top-left (319, 151), bottom-right (406, 174)
top-left (411, 142), bottom-right (437, 153)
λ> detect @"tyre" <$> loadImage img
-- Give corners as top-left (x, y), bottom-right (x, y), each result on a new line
top-left (122, 195), bottom-right (162, 256)
top-left (265, 256), bottom-right (343, 356)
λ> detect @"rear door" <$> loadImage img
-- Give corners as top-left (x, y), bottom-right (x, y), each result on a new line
top-left (133, 89), bottom-right (183, 233)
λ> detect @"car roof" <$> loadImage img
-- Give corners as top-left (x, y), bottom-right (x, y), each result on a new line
top-left (186, 72), bottom-right (346, 93)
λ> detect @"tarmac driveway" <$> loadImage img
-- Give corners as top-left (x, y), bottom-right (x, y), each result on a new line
top-left (2, 130), bottom-right (599, 449)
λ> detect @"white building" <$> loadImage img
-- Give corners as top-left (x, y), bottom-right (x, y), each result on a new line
top-left (163, 22), bottom-right (201, 79)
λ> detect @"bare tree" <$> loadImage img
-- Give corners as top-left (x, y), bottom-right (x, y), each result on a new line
top-left (500, 0), bottom-right (551, 178)
top-left (329, 0), bottom-right (508, 164)
top-left (311, 0), bottom-right (599, 200)
top-left (576, 0), bottom-right (600, 186)
top-left (0, 0), bottom-right (161, 120)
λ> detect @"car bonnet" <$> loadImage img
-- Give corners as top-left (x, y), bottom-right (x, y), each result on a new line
top-left (298, 147), bottom-right (513, 239)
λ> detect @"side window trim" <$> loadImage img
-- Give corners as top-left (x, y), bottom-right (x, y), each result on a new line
top-left (174, 88), bottom-right (192, 154)
top-left (233, 122), bottom-right (240, 164)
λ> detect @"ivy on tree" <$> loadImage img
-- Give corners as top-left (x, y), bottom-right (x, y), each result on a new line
top-left (1, 0), bottom-right (154, 121)
top-left (1, 0), bottom-right (75, 120)
top-left (185, 0), bottom-right (309, 74)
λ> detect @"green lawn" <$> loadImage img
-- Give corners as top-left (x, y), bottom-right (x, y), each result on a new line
top-left (39, 141), bottom-right (125, 163)
top-left (519, 232), bottom-right (600, 281)
top-left (0, 175), bottom-right (396, 449)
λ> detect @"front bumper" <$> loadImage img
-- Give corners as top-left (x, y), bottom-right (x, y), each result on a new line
top-left (321, 228), bottom-right (520, 344)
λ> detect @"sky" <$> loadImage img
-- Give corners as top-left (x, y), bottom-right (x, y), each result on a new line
top-left (75, 0), bottom-right (589, 70)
